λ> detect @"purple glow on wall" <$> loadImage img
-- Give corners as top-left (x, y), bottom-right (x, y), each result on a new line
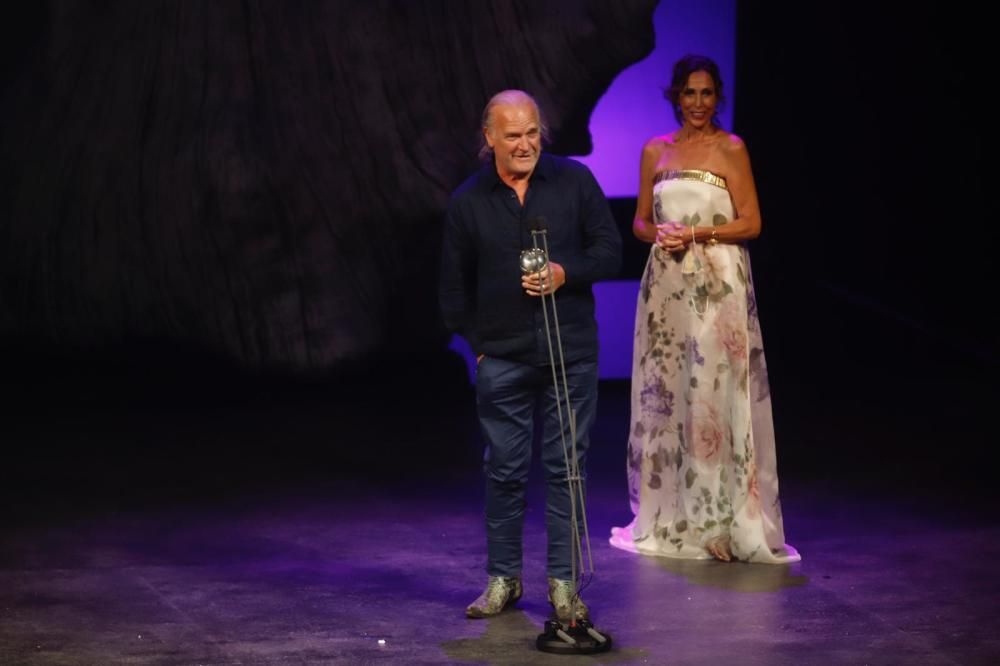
top-left (573, 1), bottom-right (737, 198)
top-left (587, 0), bottom-right (736, 379)
top-left (594, 281), bottom-right (642, 378)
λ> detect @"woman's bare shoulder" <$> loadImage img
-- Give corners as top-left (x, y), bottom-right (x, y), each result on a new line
top-left (717, 131), bottom-right (749, 156)
top-left (642, 132), bottom-right (677, 158)
top-left (650, 131), bottom-right (681, 146)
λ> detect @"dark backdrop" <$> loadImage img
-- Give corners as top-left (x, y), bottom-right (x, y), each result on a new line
top-left (0, 0), bottom-right (656, 370)
top-left (732, 1), bottom-right (994, 492)
top-left (0, 1), bottom-right (994, 507)
top-left (735, 2), bottom-right (993, 373)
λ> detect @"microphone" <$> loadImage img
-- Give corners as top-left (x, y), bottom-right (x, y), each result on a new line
top-left (528, 216), bottom-right (548, 232)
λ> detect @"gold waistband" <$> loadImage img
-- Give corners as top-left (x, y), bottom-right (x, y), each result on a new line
top-left (653, 169), bottom-right (727, 190)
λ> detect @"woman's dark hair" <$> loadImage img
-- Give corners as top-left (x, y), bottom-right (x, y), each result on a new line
top-left (665, 54), bottom-right (725, 126)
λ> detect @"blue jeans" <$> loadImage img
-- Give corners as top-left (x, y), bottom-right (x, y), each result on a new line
top-left (475, 355), bottom-right (599, 580)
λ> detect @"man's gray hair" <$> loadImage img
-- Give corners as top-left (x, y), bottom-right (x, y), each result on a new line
top-left (478, 89), bottom-right (550, 160)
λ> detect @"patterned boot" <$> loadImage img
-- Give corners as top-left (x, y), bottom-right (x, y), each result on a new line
top-left (465, 576), bottom-right (523, 618)
top-left (547, 577), bottom-right (589, 622)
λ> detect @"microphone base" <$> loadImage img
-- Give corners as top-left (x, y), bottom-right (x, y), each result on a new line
top-left (536, 619), bottom-right (612, 654)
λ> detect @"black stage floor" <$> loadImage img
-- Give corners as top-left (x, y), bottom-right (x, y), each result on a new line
top-left (2, 349), bottom-right (997, 664)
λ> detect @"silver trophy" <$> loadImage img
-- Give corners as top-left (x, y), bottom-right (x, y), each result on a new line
top-left (519, 247), bottom-right (549, 275)
top-left (521, 219), bottom-right (609, 655)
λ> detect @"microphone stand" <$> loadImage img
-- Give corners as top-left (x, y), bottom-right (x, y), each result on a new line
top-left (522, 228), bottom-right (612, 655)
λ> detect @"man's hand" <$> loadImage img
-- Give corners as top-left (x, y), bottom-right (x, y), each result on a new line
top-left (522, 261), bottom-right (565, 296)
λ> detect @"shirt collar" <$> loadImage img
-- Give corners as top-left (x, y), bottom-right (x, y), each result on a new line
top-left (484, 153), bottom-right (551, 191)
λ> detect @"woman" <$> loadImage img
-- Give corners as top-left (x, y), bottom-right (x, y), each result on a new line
top-left (609, 55), bottom-right (799, 563)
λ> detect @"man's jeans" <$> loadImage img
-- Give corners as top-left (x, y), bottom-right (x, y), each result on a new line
top-left (475, 355), bottom-right (599, 580)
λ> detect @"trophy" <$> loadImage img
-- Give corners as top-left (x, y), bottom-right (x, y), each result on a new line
top-left (521, 218), bottom-right (611, 655)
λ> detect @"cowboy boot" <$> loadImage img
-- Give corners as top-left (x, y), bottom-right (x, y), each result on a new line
top-left (465, 575), bottom-right (523, 618)
top-left (547, 577), bottom-right (589, 622)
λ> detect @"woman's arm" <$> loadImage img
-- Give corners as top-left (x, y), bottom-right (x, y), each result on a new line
top-left (714, 134), bottom-right (761, 241)
top-left (696, 135), bottom-right (762, 244)
top-left (632, 138), bottom-right (663, 244)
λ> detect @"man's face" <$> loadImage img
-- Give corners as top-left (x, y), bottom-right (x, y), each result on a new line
top-left (485, 102), bottom-right (541, 179)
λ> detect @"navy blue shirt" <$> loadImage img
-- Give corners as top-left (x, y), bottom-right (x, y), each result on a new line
top-left (439, 154), bottom-right (622, 366)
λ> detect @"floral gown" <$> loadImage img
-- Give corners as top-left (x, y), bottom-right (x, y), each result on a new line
top-left (609, 170), bottom-right (799, 563)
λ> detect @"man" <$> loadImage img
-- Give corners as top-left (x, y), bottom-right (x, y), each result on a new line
top-left (439, 90), bottom-right (621, 620)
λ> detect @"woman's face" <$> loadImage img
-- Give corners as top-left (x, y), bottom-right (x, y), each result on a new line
top-left (678, 70), bottom-right (717, 129)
